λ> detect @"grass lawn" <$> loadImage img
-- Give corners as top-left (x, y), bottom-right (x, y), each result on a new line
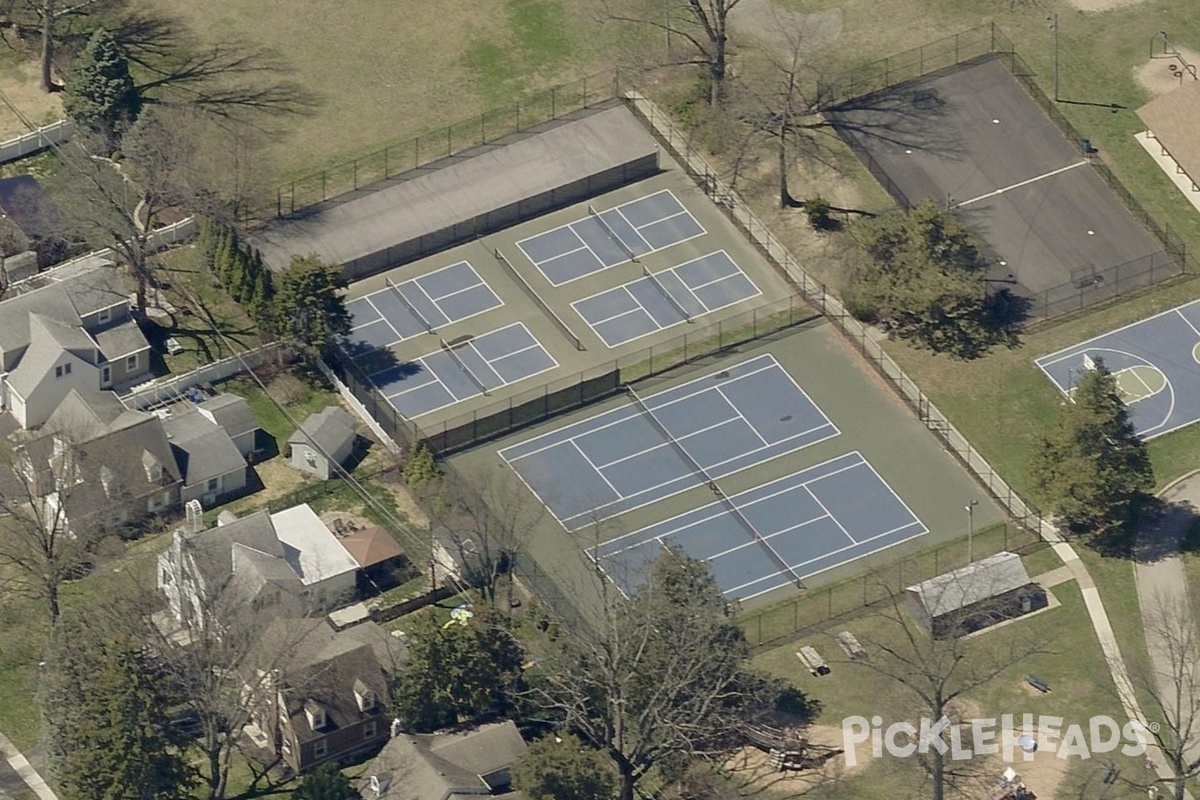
top-left (753, 582), bottom-right (1157, 799)
top-left (141, 0), bottom-right (644, 185)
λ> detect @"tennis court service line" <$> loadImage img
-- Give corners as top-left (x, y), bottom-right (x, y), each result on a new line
top-left (624, 385), bottom-right (805, 589)
top-left (953, 160), bottom-right (1089, 208)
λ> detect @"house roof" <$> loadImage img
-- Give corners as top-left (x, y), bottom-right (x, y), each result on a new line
top-left (198, 394), bottom-right (258, 439)
top-left (163, 410), bottom-right (245, 487)
top-left (183, 509), bottom-right (283, 585)
top-left (271, 504), bottom-right (359, 586)
top-left (43, 388), bottom-right (142, 437)
top-left (333, 620), bottom-right (408, 674)
top-left (363, 721), bottom-right (528, 800)
top-left (0, 263), bottom-right (129, 356)
top-left (338, 526), bottom-right (404, 568)
top-left (93, 320), bottom-right (150, 362)
top-left (289, 406), bottom-right (356, 455)
top-left (1138, 81), bottom-right (1200, 185)
top-left (907, 551), bottom-right (1033, 619)
top-left (0, 284), bottom-right (81, 355)
top-left (7, 315), bottom-right (98, 399)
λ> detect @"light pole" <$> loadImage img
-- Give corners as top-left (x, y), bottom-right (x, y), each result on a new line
top-left (1047, 14), bottom-right (1060, 102)
top-left (965, 500), bottom-right (979, 564)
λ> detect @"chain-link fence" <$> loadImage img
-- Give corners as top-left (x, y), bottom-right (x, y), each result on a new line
top-left (270, 72), bottom-right (617, 219)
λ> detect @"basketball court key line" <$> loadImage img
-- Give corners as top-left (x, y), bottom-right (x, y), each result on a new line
top-left (953, 160), bottom-right (1089, 208)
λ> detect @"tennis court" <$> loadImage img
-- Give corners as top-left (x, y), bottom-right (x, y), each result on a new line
top-left (372, 323), bottom-right (557, 418)
top-left (592, 451), bottom-right (927, 600)
top-left (1035, 299), bottom-right (1200, 439)
top-left (499, 354), bottom-right (839, 530)
top-left (345, 261), bottom-right (502, 351)
top-left (516, 189), bottom-right (706, 286)
top-left (571, 251), bottom-right (762, 348)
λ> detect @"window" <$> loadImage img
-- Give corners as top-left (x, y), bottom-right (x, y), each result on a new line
top-left (363, 720), bottom-right (377, 740)
top-left (312, 740), bottom-right (328, 760)
top-left (98, 307), bottom-right (111, 324)
top-left (206, 477), bottom-right (219, 493)
top-left (101, 365), bottom-right (111, 386)
top-left (126, 354), bottom-right (138, 371)
top-left (55, 363), bottom-right (71, 378)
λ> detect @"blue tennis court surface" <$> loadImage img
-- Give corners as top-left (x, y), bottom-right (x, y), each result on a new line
top-left (571, 251), bottom-right (761, 348)
top-left (516, 190), bottom-right (706, 286)
top-left (499, 354), bottom-right (839, 530)
top-left (592, 451), bottom-right (927, 600)
top-left (372, 323), bottom-right (557, 419)
top-left (345, 262), bottom-right (502, 352)
top-left (1035, 299), bottom-right (1200, 439)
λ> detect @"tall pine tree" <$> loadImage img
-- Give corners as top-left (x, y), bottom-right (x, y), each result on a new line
top-left (272, 254), bottom-right (351, 355)
top-left (1029, 358), bottom-right (1153, 533)
top-left (62, 29), bottom-right (141, 146)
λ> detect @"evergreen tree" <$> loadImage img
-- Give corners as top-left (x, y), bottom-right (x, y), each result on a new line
top-left (1029, 358), bottom-right (1153, 533)
top-left (42, 618), bottom-right (193, 800)
top-left (293, 763), bottom-right (357, 800)
top-left (62, 29), bottom-right (141, 146)
top-left (272, 254), bottom-right (351, 355)
top-left (392, 609), bottom-right (524, 732)
top-left (513, 734), bottom-right (617, 800)
top-left (403, 443), bottom-right (441, 487)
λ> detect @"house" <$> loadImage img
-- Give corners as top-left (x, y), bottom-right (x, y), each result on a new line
top-left (906, 551), bottom-right (1048, 638)
top-left (245, 617), bottom-right (392, 774)
top-left (163, 408), bottom-right (249, 507)
top-left (19, 409), bottom-right (182, 539)
top-left (197, 393), bottom-right (260, 459)
top-left (288, 406), bottom-right (358, 480)
top-left (0, 260), bottom-right (150, 428)
top-left (360, 720), bottom-right (528, 800)
top-left (157, 503), bottom-right (361, 624)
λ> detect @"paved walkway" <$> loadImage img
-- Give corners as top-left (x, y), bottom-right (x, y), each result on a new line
top-left (0, 729), bottom-right (56, 800)
top-left (1133, 472), bottom-right (1200, 800)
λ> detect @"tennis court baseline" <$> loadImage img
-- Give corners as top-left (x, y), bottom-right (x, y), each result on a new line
top-left (571, 251), bottom-right (761, 348)
top-left (516, 190), bottom-right (706, 286)
top-left (592, 451), bottom-right (928, 600)
top-left (1035, 299), bottom-right (1200, 439)
top-left (499, 354), bottom-right (839, 530)
top-left (372, 322), bottom-right (557, 419)
top-left (345, 261), bottom-right (502, 351)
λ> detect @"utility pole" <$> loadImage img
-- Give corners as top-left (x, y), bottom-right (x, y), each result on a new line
top-left (965, 500), bottom-right (979, 564)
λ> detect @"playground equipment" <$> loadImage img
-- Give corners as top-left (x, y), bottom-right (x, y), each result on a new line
top-left (1151, 31), bottom-right (1198, 85)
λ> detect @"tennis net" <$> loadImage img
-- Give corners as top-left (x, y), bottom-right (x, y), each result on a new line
top-left (588, 204), bottom-right (637, 263)
top-left (625, 385), bottom-right (804, 589)
top-left (386, 277), bottom-right (434, 334)
top-left (441, 338), bottom-right (490, 396)
top-left (643, 265), bottom-right (692, 323)
top-left (494, 248), bottom-right (584, 350)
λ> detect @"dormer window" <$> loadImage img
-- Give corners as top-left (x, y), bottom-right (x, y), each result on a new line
top-left (54, 363), bottom-right (72, 379)
top-left (142, 450), bottom-right (163, 484)
top-left (305, 702), bottom-right (327, 731)
top-left (353, 680), bottom-right (376, 713)
top-left (98, 307), bottom-right (111, 324)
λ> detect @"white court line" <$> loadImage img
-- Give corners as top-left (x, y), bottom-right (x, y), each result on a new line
top-left (501, 354), bottom-right (786, 460)
top-left (803, 487), bottom-right (857, 544)
top-left (1176, 308), bottom-right (1200, 340)
top-left (583, 304), bottom-right (647, 328)
top-left (1040, 345), bottom-right (1176, 436)
top-left (714, 385), bottom-right (770, 447)
top-left (954, 160), bottom-right (1089, 208)
top-left (571, 441), bottom-right (623, 500)
top-left (595, 415), bottom-right (744, 471)
top-left (612, 206), bottom-right (652, 252)
top-left (1036, 297), bottom-right (1200, 368)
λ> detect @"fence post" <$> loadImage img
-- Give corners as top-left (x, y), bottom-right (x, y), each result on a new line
top-left (353, 159), bottom-right (358, 190)
top-left (552, 87), bottom-right (557, 119)
top-left (955, 33), bottom-right (960, 63)
top-left (384, 147), bottom-right (389, 179)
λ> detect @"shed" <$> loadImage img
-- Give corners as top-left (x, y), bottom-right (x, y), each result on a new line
top-left (906, 551), bottom-right (1046, 638)
top-left (287, 406), bottom-right (357, 480)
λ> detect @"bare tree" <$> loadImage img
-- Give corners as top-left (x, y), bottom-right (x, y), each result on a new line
top-left (1139, 590), bottom-right (1200, 800)
top-left (855, 582), bottom-right (1047, 800)
top-left (426, 465), bottom-right (545, 608)
top-left (604, 0), bottom-right (744, 105)
top-left (533, 550), bottom-right (763, 800)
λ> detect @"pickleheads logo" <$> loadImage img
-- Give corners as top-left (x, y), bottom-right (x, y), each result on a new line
top-left (841, 715), bottom-right (1154, 766)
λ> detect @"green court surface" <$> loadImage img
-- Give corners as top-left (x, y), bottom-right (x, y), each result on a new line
top-left (1114, 365), bottom-right (1167, 404)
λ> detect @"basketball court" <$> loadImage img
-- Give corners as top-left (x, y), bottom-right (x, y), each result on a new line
top-left (1035, 299), bottom-right (1200, 439)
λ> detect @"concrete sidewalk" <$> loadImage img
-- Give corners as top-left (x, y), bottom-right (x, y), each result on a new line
top-left (0, 729), bottom-right (56, 800)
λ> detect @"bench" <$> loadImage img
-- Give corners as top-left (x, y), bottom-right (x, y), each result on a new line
top-left (1027, 674), bottom-right (1051, 693)
top-left (797, 646), bottom-right (831, 677)
top-left (836, 631), bottom-right (867, 662)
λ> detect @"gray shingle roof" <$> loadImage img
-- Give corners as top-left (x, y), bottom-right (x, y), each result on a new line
top-left (6, 315), bottom-right (98, 398)
top-left (93, 320), bottom-right (150, 362)
top-left (364, 721), bottom-right (527, 800)
top-left (163, 410), bottom-right (245, 486)
top-left (198, 394), bottom-right (258, 439)
top-left (0, 263), bottom-right (129, 355)
top-left (908, 551), bottom-right (1033, 619)
top-left (289, 406), bottom-right (356, 454)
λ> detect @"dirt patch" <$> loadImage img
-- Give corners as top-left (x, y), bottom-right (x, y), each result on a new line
top-left (722, 724), bottom-right (865, 793)
top-left (730, 0), bottom-right (843, 59)
top-left (0, 56), bottom-right (65, 140)
top-left (1134, 49), bottom-right (1200, 98)
top-left (1064, 0), bottom-right (1147, 11)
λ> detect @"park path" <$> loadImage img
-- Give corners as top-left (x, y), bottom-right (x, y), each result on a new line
top-left (0, 728), bottom-right (56, 800)
top-left (1132, 472), bottom-right (1200, 799)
